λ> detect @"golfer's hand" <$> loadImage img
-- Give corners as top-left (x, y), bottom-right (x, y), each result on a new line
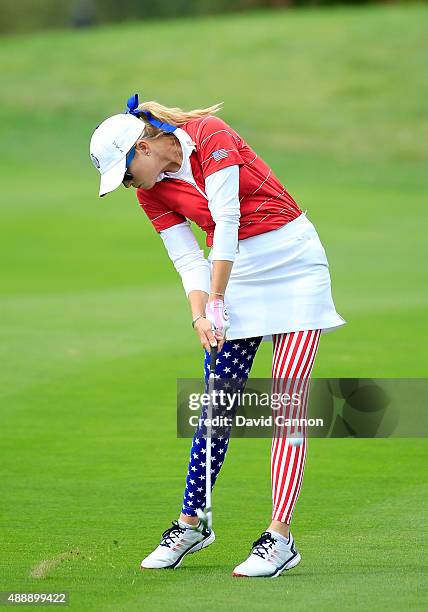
top-left (194, 317), bottom-right (224, 352)
top-left (205, 298), bottom-right (230, 352)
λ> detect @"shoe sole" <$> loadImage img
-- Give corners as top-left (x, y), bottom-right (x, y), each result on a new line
top-left (141, 530), bottom-right (216, 570)
top-left (232, 551), bottom-right (301, 578)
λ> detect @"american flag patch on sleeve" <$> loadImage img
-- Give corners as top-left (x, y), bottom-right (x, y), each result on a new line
top-left (212, 149), bottom-right (229, 161)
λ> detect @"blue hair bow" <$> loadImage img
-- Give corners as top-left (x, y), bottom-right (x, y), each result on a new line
top-left (126, 94), bottom-right (177, 133)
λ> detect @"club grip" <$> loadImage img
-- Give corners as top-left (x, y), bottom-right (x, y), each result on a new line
top-left (209, 345), bottom-right (218, 375)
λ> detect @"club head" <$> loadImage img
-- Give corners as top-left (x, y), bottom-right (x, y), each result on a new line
top-left (196, 507), bottom-right (208, 527)
top-left (191, 507), bottom-right (211, 535)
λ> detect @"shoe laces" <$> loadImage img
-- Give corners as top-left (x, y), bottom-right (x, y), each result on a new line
top-left (251, 531), bottom-right (277, 559)
top-left (159, 521), bottom-right (187, 548)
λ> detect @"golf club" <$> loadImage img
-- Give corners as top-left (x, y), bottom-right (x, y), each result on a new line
top-left (192, 341), bottom-right (217, 534)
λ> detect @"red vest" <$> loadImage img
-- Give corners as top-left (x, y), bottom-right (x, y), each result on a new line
top-left (137, 115), bottom-right (302, 247)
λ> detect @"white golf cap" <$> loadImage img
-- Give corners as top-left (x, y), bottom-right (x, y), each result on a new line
top-left (89, 113), bottom-right (145, 197)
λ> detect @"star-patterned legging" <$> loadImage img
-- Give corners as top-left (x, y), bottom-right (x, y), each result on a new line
top-left (181, 330), bottom-right (321, 525)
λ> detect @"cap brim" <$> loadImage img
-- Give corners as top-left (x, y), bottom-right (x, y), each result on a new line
top-left (99, 157), bottom-right (127, 197)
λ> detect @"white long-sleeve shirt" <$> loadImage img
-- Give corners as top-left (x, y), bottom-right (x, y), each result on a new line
top-left (160, 164), bottom-right (240, 296)
top-left (206, 164), bottom-right (240, 261)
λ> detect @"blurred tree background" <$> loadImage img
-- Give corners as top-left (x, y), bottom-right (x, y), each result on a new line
top-left (0, 0), bottom-right (422, 35)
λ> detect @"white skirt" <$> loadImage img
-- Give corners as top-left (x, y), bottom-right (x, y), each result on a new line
top-left (208, 211), bottom-right (346, 342)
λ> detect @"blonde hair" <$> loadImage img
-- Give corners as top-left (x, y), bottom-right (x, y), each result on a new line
top-left (136, 100), bottom-right (224, 140)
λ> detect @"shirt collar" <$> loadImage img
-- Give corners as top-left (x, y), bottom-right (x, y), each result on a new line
top-left (155, 127), bottom-right (196, 182)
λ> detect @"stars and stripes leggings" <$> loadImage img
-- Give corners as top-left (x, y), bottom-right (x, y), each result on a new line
top-left (181, 329), bottom-right (321, 525)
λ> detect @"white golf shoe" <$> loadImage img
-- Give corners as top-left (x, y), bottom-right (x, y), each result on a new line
top-left (140, 520), bottom-right (215, 570)
top-left (232, 530), bottom-right (301, 578)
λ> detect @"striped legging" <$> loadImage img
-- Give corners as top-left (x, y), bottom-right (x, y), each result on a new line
top-left (181, 329), bottom-right (321, 525)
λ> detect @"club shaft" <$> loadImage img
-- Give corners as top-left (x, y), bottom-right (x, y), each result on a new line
top-left (205, 345), bottom-right (217, 528)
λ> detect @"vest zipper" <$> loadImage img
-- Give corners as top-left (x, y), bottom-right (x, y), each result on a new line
top-left (174, 176), bottom-right (209, 200)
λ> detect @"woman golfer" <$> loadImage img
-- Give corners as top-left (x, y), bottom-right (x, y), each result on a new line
top-left (90, 94), bottom-right (346, 578)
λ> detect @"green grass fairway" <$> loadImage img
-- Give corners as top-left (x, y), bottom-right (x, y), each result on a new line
top-left (1, 3), bottom-right (427, 610)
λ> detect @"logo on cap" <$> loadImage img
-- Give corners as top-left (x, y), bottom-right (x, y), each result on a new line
top-left (112, 140), bottom-right (125, 154)
top-left (91, 154), bottom-right (100, 169)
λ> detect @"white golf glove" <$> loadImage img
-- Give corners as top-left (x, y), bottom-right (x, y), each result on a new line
top-left (205, 298), bottom-right (230, 340)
